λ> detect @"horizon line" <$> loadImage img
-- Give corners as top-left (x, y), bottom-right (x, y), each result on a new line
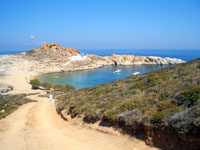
top-left (1, 48), bottom-right (200, 51)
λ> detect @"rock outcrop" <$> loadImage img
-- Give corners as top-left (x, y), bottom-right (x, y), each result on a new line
top-left (40, 43), bottom-right (81, 55)
top-left (107, 54), bottom-right (184, 65)
top-left (0, 43), bottom-right (185, 75)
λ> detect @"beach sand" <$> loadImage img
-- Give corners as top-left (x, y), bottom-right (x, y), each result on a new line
top-left (0, 73), bottom-right (36, 94)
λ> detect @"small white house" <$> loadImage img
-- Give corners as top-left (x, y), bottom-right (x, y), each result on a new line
top-left (70, 53), bottom-right (87, 61)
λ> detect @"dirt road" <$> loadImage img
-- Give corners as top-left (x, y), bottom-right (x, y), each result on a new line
top-left (0, 93), bottom-right (157, 150)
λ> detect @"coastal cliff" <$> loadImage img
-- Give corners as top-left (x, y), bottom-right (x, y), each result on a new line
top-left (0, 43), bottom-right (184, 75)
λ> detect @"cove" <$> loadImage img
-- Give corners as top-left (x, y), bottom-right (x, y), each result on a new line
top-left (38, 65), bottom-right (168, 89)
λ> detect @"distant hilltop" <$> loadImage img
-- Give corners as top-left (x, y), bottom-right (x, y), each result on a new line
top-left (40, 43), bottom-right (65, 49)
top-left (0, 43), bottom-right (185, 75)
top-left (39, 43), bottom-right (81, 55)
top-left (40, 43), bottom-right (81, 54)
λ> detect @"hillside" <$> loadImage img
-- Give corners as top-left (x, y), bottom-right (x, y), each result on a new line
top-left (56, 58), bottom-right (200, 150)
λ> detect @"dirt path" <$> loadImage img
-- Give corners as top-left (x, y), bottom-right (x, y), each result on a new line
top-left (0, 92), bottom-right (158, 150)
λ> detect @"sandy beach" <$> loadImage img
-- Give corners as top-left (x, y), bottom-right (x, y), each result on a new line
top-left (0, 73), bottom-right (34, 94)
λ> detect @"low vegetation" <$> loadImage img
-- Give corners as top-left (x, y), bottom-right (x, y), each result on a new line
top-left (0, 94), bottom-right (36, 119)
top-left (29, 79), bottom-right (76, 92)
top-left (29, 79), bottom-right (41, 89)
top-left (25, 49), bottom-right (35, 55)
top-left (53, 84), bottom-right (76, 92)
top-left (41, 82), bottom-right (52, 90)
top-left (56, 58), bottom-right (200, 135)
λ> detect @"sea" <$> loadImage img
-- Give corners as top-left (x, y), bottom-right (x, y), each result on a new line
top-left (1, 49), bottom-right (200, 61)
top-left (1, 49), bottom-right (200, 89)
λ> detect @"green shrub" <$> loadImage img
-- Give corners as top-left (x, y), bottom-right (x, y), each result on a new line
top-left (49, 44), bottom-right (54, 48)
top-left (176, 87), bottom-right (200, 107)
top-left (41, 82), bottom-right (52, 90)
top-left (64, 84), bottom-right (76, 91)
top-left (29, 79), bottom-right (41, 89)
top-left (151, 111), bottom-right (165, 124)
top-left (119, 100), bottom-right (142, 113)
top-left (53, 84), bottom-right (76, 92)
top-left (151, 108), bottom-right (181, 124)
top-left (53, 84), bottom-right (64, 91)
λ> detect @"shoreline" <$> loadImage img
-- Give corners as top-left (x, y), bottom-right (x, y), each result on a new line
top-left (0, 60), bottom-right (180, 94)
top-left (0, 73), bottom-right (40, 95)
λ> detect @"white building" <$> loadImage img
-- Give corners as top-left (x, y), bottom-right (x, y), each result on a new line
top-left (70, 54), bottom-right (87, 61)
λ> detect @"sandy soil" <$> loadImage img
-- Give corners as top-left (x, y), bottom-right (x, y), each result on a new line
top-left (0, 74), bottom-right (158, 150)
top-left (0, 74), bottom-right (35, 94)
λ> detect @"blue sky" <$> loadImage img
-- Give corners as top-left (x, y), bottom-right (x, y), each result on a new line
top-left (0, 0), bottom-right (200, 50)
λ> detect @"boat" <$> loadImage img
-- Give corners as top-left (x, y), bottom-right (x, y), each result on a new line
top-left (133, 71), bottom-right (140, 75)
top-left (55, 76), bottom-right (59, 79)
top-left (113, 69), bottom-right (122, 73)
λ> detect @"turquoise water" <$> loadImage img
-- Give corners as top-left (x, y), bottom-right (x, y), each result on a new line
top-left (38, 65), bottom-right (168, 89)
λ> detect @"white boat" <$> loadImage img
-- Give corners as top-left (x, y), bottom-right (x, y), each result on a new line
top-left (133, 71), bottom-right (140, 75)
top-left (55, 76), bottom-right (59, 78)
top-left (113, 69), bottom-right (122, 73)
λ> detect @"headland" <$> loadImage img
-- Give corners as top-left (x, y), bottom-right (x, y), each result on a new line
top-left (0, 43), bottom-right (184, 76)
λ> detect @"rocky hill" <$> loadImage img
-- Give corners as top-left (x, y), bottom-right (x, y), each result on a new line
top-left (25, 43), bottom-right (81, 61)
top-left (0, 43), bottom-right (185, 75)
top-left (108, 54), bottom-right (183, 65)
top-left (56, 58), bottom-right (200, 150)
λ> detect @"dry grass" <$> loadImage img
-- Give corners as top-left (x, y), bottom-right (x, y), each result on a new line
top-left (0, 94), bottom-right (36, 119)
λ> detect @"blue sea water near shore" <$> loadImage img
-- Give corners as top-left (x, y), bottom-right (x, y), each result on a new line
top-left (1, 49), bottom-right (200, 89)
top-left (38, 65), bottom-right (168, 89)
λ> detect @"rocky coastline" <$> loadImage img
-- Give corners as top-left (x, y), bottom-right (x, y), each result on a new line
top-left (0, 43), bottom-right (185, 75)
